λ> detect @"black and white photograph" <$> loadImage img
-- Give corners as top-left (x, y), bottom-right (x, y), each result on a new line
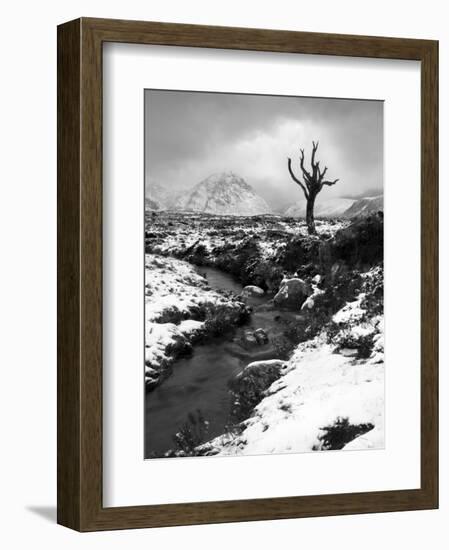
top-left (144, 90), bottom-right (384, 459)
top-left (1, 2), bottom-right (442, 542)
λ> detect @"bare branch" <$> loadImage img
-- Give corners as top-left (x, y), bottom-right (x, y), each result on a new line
top-left (319, 166), bottom-right (328, 180)
top-left (313, 160), bottom-right (321, 181)
top-left (287, 158), bottom-right (309, 199)
top-left (310, 142), bottom-right (321, 184)
top-left (299, 149), bottom-right (312, 184)
top-left (321, 178), bottom-right (339, 187)
top-left (311, 141), bottom-right (319, 168)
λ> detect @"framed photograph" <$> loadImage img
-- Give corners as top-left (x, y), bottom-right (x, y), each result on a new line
top-left (57, 17), bottom-right (438, 531)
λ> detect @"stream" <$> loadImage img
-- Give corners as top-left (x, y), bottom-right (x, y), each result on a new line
top-left (144, 265), bottom-right (301, 458)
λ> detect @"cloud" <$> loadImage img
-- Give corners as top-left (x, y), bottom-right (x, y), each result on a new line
top-left (145, 90), bottom-right (383, 211)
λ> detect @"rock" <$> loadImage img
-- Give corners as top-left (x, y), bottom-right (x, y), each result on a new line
top-left (338, 348), bottom-right (359, 357)
top-left (330, 261), bottom-right (347, 280)
top-left (301, 296), bottom-right (315, 310)
top-left (301, 287), bottom-right (325, 310)
top-left (241, 359), bottom-right (286, 376)
top-left (253, 328), bottom-right (269, 345)
top-left (241, 328), bottom-right (269, 347)
top-left (241, 285), bottom-right (265, 298)
top-left (242, 330), bottom-right (258, 346)
top-left (230, 360), bottom-right (288, 420)
top-left (273, 277), bottom-right (312, 310)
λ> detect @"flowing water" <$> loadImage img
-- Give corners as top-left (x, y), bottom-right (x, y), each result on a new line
top-left (144, 265), bottom-right (301, 458)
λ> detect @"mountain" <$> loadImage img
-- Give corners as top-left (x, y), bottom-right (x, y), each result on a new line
top-left (285, 194), bottom-right (383, 219)
top-left (342, 195), bottom-right (383, 218)
top-left (146, 180), bottom-right (174, 210)
top-left (145, 197), bottom-right (161, 211)
top-left (285, 197), bottom-right (357, 218)
top-left (174, 172), bottom-right (271, 215)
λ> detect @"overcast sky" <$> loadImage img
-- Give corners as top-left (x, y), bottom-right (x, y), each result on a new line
top-left (145, 90), bottom-right (383, 211)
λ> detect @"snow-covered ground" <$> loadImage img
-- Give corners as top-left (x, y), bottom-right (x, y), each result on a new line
top-left (145, 254), bottom-right (238, 323)
top-left (146, 212), bottom-right (349, 262)
top-left (145, 211), bottom-right (384, 456)
top-left (199, 274), bottom-right (384, 456)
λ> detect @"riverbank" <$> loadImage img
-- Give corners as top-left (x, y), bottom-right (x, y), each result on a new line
top-left (145, 254), bottom-right (250, 390)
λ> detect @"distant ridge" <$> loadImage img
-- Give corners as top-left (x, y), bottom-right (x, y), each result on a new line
top-left (342, 195), bottom-right (383, 218)
top-left (146, 180), bottom-right (175, 210)
top-left (285, 197), bottom-right (356, 218)
top-left (145, 197), bottom-right (161, 211)
top-left (285, 194), bottom-right (383, 219)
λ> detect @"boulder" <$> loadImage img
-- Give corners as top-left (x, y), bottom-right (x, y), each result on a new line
top-left (330, 261), bottom-right (348, 281)
top-left (241, 328), bottom-right (269, 347)
top-left (301, 287), bottom-right (325, 310)
top-left (240, 359), bottom-right (286, 377)
top-left (273, 277), bottom-right (312, 310)
top-left (339, 348), bottom-right (359, 358)
top-left (241, 285), bottom-right (265, 298)
top-left (242, 330), bottom-right (258, 347)
top-left (253, 328), bottom-right (269, 345)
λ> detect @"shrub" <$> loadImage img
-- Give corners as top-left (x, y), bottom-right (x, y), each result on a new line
top-left (314, 417), bottom-right (374, 450)
top-left (203, 303), bottom-right (250, 337)
top-left (165, 335), bottom-right (193, 358)
top-left (280, 235), bottom-right (321, 272)
top-left (204, 306), bottom-right (232, 336)
top-left (313, 270), bottom-right (362, 318)
top-left (283, 321), bottom-right (308, 345)
top-left (189, 243), bottom-right (209, 265)
top-left (271, 335), bottom-right (297, 360)
top-left (360, 266), bottom-right (384, 316)
top-left (229, 362), bottom-right (284, 422)
top-left (211, 239), bottom-right (260, 285)
top-left (250, 261), bottom-right (284, 292)
top-left (330, 213), bottom-right (383, 268)
top-left (356, 333), bottom-right (376, 358)
top-left (172, 409), bottom-right (210, 455)
top-left (332, 329), bottom-right (375, 359)
top-left (154, 306), bottom-right (189, 324)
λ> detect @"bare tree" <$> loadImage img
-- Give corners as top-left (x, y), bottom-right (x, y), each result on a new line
top-left (287, 141), bottom-right (339, 235)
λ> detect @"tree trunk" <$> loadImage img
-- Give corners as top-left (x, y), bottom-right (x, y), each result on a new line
top-left (306, 195), bottom-right (317, 235)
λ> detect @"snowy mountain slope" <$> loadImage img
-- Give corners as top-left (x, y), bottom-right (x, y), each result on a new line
top-left (146, 180), bottom-right (175, 210)
top-left (174, 172), bottom-right (271, 215)
top-left (145, 197), bottom-right (161, 211)
top-left (342, 195), bottom-right (383, 218)
top-left (285, 194), bottom-right (383, 219)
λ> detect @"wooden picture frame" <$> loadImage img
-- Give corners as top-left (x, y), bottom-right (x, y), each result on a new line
top-left (57, 17), bottom-right (438, 531)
